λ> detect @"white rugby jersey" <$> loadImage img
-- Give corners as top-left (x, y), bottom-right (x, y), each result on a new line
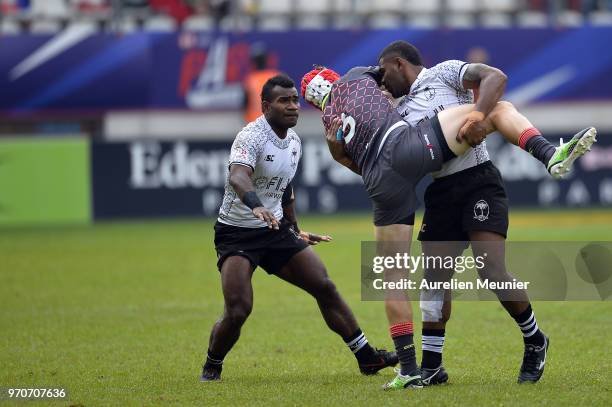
top-left (395, 60), bottom-right (490, 178)
top-left (218, 115), bottom-right (302, 228)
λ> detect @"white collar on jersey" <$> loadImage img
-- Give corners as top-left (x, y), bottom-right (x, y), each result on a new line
top-left (408, 66), bottom-right (429, 94)
top-left (256, 115), bottom-right (295, 149)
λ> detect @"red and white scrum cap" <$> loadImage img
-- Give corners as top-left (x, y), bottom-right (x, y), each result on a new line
top-left (301, 66), bottom-right (340, 110)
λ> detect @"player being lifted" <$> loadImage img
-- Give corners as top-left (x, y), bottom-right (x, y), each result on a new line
top-left (375, 40), bottom-right (591, 386)
top-left (201, 74), bottom-right (398, 382)
top-left (301, 65), bottom-right (596, 390)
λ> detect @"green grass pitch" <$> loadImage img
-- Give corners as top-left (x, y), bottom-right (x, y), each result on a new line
top-left (1, 209), bottom-right (611, 406)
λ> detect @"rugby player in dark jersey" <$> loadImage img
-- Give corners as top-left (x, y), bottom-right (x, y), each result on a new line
top-left (301, 65), bottom-right (597, 390)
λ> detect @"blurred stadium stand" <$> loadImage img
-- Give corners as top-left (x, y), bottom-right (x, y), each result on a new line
top-left (1, 0), bottom-right (610, 138)
top-left (0, 0), bottom-right (610, 224)
top-left (0, 1), bottom-right (611, 33)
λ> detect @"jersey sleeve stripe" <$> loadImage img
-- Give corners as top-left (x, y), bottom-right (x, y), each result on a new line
top-left (458, 62), bottom-right (470, 91)
top-left (228, 162), bottom-right (255, 171)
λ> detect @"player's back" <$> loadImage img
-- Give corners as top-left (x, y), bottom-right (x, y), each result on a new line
top-left (322, 67), bottom-right (401, 172)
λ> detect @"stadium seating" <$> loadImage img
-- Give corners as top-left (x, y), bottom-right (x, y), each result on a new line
top-left (219, 15), bottom-right (254, 32)
top-left (406, 0), bottom-right (442, 14)
top-left (258, 15), bottom-right (291, 31)
top-left (590, 10), bottom-right (612, 25)
top-left (482, 0), bottom-right (518, 13)
top-left (481, 12), bottom-right (514, 27)
top-left (0, 17), bottom-right (20, 34)
top-left (258, 0), bottom-right (292, 16)
top-left (557, 10), bottom-right (584, 26)
top-left (369, 13), bottom-right (403, 29)
top-left (516, 10), bottom-right (549, 27)
top-left (30, 18), bottom-right (63, 34)
top-left (1, 0), bottom-right (609, 32)
top-left (295, 0), bottom-right (329, 30)
top-left (447, 0), bottom-right (479, 14)
top-left (30, 0), bottom-right (70, 18)
top-left (406, 13), bottom-right (439, 28)
top-left (183, 15), bottom-right (215, 31)
top-left (445, 13), bottom-right (477, 28)
top-left (296, 14), bottom-right (328, 30)
top-left (371, 0), bottom-right (404, 14)
top-left (144, 14), bottom-right (177, 31)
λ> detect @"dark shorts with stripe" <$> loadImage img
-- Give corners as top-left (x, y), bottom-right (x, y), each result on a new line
top-left (418, 161), bottom-right (509, 243)
top-left (363, 116), bottom-right (450, 227)
top-left (214, 219), bottom-right (309, 274)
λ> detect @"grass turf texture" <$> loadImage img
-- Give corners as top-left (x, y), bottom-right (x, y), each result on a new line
top-left (1, 209), bottom-right (611, 406)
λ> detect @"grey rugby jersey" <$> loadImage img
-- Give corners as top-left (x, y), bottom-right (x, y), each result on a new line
top-left (218, 115), bottom-right (301, 228)
top-left (395, 60), bottom-right (490, 178)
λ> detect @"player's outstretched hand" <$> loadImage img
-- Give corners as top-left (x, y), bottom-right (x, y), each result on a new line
top-left (325, 117), bottom-right (349, 162)
top-left (299, 231), bottom-right (332, 245)
top-left (457, 110), bottom-right (487, 147)
top-left (253, 207), bottom-right (279, 230)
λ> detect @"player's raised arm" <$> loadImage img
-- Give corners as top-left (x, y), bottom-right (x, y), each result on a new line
top-left (462, 63), bottom-right (508, 115)
top-left (458, 63), bottom-right (508, 145)
top-left (228, 164), bottom-right (279, 230)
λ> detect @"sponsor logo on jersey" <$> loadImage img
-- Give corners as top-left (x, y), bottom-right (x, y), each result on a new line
top-left (423, 134), bottom-right (435, 160)
top-left (291, 148), bottom-right (298, 168)
top-left (254, 176), bottom-right (268, 189)
top-left (265, 154), bottom-right (275, 162)
top-left (424, 86), bottom-right (436, 101)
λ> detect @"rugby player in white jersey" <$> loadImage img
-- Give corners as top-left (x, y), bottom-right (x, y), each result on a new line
top-left (377, 40), bottom-right (596, 386)
top-left (201, 74), bottom-right (398, 381)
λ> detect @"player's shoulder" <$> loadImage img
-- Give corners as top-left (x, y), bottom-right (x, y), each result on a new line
top-left (429, 59), bottom-right (469, 77)
top-left (233, 116), bottom-right (270, 152)
top-left (287, 129), bottom-right (301, 144)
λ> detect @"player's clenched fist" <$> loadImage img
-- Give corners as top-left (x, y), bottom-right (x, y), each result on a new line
top-left (325, 116), bottom-right (349, 162)
top-left (457, 110), bottom-right (487, 147)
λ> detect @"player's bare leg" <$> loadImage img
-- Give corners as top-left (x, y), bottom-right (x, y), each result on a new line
top-left (375, 224), bottom-right (423, 390)
top-left (438, 102), bottom-right (597, 178)
top-left (275, 247), bottom-right (398, 375)
top-left (202, 256), bottom-right (255, 381)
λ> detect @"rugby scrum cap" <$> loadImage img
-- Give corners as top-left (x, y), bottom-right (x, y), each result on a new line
top-left (301, 66), bottom-right (340, 110)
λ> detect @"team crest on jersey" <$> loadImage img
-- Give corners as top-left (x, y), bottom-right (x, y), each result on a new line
top-left (473, 200), bottom-right (489, 222)
top-left (291, 147), bottom-right (298, 168)
top-left (423, 86), bottom-right (436, 101)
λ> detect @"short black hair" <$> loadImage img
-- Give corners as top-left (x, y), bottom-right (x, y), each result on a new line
top-left (261, 74), bottom-right (296, 102)
top-left (379, 40), bottom-right (423, 66)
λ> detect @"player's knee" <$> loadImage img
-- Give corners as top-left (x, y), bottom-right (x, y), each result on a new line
top-left (314, 277), bottom-right (339, 300)
top-left (477, 259), bottom-right (508, 282)
top-left (491, 101), bottom-right (516, 118)
top-left (225, 299), bottom-right (252, 326)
